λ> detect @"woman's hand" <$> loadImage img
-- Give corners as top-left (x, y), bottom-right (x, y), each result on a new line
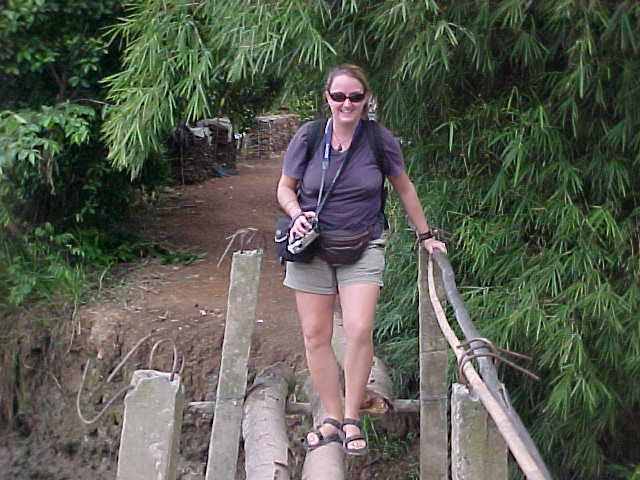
top-left (289, 211), bottom-right (317, 240)
top-left (422, 237), bottom-right (447, 254)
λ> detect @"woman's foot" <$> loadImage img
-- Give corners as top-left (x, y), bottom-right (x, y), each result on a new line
top-left (341, 418), bottom-right (369, 456)
top-left (303, 417), bottom-right (342, 451)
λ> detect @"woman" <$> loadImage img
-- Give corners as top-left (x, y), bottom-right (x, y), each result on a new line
top-left (276, 64), bottom-right (446, 455)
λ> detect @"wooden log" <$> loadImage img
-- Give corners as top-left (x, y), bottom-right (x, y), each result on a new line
top-left (331, 311), bottom-right (394, 415)
top-left (301, 377), bottom-right (345, 480)
top-left (187, 398), bottom-right (420, 417)
top-left (205, 250), bottom-right (263, 480)
top-left (283, 399), bottom-right (420, 416)
top-left (418, 249), bottom-right (449, 480)
top-left (362, 356), bottom-right (394, 414)
top-left (242, 364), bottom-right (295, 480)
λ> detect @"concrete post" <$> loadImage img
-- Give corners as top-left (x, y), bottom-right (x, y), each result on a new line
top-left (451, 383), bottom-right (508, 480)
top-left (205, 249), bottom-right (263, 480)
top-left (418, 249), bottom-right (448, 480)
top-left (116, 370), bottom-right (184, 480)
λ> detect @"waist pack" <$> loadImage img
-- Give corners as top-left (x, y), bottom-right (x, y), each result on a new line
top-left (318, 228), bottom-right (373, 267)
top-left (274, 215), bottom-right (317, 264)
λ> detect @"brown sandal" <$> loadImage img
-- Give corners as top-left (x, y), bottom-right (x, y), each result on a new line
top-left (302, 417), bottom-right (342, 452)
top-left (341, 418), bottom-right (369, 456)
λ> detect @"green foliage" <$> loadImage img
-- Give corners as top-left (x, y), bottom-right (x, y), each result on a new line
top-left (0, 103), bottom-right (97, 305)
top-left (0, 0), bottom-right (186, 427)
top-left (359, 416), bottom-right (420, 479)
top-left (103, 1), bottom-right (640, 477)
top-left (0, 103), bottom-right (139, 230)
top-left (287, 91), bottom-right (323, 123)
top-left (371, 3), bottom-right (640, 478)
top-left (0, 0), bottom-right (123, 107)
top-left (609, 464), bottom-right (640, 480)
top-left (0, 1), bottom-right (166, 310)
top-left (102, 0), bottom-right (334, 176)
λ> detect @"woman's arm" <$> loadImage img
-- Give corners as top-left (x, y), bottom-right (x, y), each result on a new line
top-left (277, 174), bottom-right (302, 217)
top-left (276, 174), bottom-right (316, 238)
top-left (388, 172), bottom-right (446, 254)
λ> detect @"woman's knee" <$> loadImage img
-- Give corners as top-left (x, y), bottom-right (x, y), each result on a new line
top-left (344, 321), bottom-right (374, 347)
top-left (302, 324), bottom-right (332, 351)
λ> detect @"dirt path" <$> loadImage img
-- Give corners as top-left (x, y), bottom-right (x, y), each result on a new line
top-left (2, 145), bottom-right (420, 480)
top-left (83, 150), bottom-right (305, 403)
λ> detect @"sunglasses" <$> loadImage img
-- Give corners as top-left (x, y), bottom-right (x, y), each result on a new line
top-left (327, 91), bottom-right (366, 103)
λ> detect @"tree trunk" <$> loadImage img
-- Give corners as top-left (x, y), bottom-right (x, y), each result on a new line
top-left (301, 377), bottom-right (345, 480)
top-left (242, 364), bottom-right (295, 480)
top-left (331, 311), bottom-right (393, 414)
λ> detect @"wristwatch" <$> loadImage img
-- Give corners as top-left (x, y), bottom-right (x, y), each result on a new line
top-left (417, 230), bottom-right (434, 242)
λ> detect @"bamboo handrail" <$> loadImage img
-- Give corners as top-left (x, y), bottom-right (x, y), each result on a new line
top-left (428, 253), bottom-right (552, 480)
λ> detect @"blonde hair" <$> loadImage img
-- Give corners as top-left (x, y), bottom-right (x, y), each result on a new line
top-left (324, 64), bottom-right (370, 120)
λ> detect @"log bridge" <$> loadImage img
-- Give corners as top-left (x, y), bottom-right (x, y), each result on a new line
top-left (113, 249), bottom-right (552, 479)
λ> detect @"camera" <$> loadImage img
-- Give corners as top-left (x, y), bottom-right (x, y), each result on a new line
top-left (287, 218), bottom-right (319, 254)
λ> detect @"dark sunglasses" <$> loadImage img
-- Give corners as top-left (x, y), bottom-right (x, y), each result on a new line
top-left (327, 91), bottom-right (366, 103)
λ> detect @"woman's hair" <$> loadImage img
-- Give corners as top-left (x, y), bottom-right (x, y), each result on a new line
top-left (324, 64), bottom-right (370, 120)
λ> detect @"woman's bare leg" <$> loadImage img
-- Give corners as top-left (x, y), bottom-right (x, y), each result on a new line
top-left (295, 290), bottom-right (342, 444)
top-left (338, 283), bottom-right (379, 450)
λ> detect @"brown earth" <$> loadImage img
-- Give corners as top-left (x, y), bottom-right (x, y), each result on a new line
top-left (83, 150), bottom-right (306, 403)
top-left (0, 147), bottom-right (419, 479)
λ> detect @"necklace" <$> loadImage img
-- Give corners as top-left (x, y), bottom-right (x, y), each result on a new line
top-left (332, 131), bottom-right (353, 151)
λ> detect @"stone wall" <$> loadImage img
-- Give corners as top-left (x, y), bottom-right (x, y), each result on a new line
top-left (242, 113), bottom-right (300, 160)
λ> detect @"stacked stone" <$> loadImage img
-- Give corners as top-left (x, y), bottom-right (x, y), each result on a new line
top-left (244, 113), bottom-right (300, 159)
top-left (169, 121), bottom-right (237, 184)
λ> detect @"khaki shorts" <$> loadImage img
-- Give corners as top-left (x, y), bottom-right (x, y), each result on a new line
top-left (283, 241), bottom-right (386, 294)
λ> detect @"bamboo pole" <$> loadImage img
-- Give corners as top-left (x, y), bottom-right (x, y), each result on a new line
top-left (242, 364), bottom-right (295, 480)
top-left (427, 257), bottom-right (549, 480)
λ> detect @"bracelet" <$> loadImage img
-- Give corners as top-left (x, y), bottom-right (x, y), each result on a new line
top-left (290, 211), bottom-right (304, 225)
top-left (417, 230), bottom-right (434, 242)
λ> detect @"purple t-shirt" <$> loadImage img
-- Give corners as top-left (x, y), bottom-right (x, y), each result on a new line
top-left (282, 120), bottom-right (405, 239)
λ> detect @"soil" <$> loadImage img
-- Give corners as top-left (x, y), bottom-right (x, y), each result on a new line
top-left (0, 146), bottom-right (419, 479)
top-left (83, 150), bottom-right (306, 401)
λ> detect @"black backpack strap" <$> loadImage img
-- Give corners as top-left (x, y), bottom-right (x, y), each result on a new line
top-left (365, 120), bottom-right (389, 229)
top-left (365, 120), bottom-right (385, 173)
top-left (305, 118), bottom-right (327, 164)
top-left (292, 118), bottom-right (326, 198)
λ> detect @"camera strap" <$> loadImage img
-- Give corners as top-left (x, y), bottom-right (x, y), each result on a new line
top-left (315, 119), bottom-right (362, 219)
